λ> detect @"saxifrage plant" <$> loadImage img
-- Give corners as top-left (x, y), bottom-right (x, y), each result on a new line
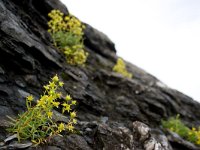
top-left (162, 114), bottom-right (200, 145)
top-left (113, 58), bottom-right (132, 78)
top-left (8, 75), bottom-right (77, 144)
top-left (47, 10), bottom-right (88, 65)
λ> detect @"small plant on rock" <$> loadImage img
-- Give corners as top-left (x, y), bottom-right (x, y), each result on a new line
top-left (8, 75), bottom-right (77, 144)
top-left (47, 9), bottom-right (88, 65)
top-left (162, 114), bottom-right (200, 145)
top-left (113, 58), bottom-right (132, 78)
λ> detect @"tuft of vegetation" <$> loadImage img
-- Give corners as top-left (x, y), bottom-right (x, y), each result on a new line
top-left (8, 75), bottom-right (77, 144)
top-left (162, 115), bottom-right (200, 145)
top-left (48, 10), bottom-right (88, 65)
top-left (113, 58), bottom-right (132, 78)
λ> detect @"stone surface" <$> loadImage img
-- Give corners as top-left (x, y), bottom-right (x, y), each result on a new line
top-left (0, 0), bottom-right (200, 149)
top-left (166, 131), bottom-right (200, 150)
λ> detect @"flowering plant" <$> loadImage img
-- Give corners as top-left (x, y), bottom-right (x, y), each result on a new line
top-left (162, 115), bottom-right (200, 145)
top-left (48, 10), bottom-right (88, 65)
top-left (8, 75), bottom-right (77, 144)
top-left (113, 58), bottom-right (132, 78)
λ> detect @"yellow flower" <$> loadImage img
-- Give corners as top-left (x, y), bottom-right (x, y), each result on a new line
top-left (47, 111), bottom-right (53, 118)
top-left (27, 95), bottom-right (33, 101)
top-left (188, 131), bottom-right (193, 135)
top-left (70, 111), bottom-right (76, 118)
top-left (49, 90), bottom-right (55, 95)
top-left (56, 93), bottom-right (62, 98)
top-left (52, 102), bottom-right (60, 108)
top-left (62, 103), bottom-right (68, 107)
top-left (113, 58), bottom-right (132, 78)
top-left (64, 105), bottom-right (71, 112)
top-left (71, 100), bottom-right (76, 105)
top-left (82, 25), bottom-right (86, 29)
top-left (62, 103), bottom-right (71, 113)
top-left (44, 85), bottom-right (49, 90)
top-left (52, 75), bottom-right (59, 82)
top-left (72, 119), bottom-right (77, 124)
top-left (66, 124), bottom-right (74, 132)
top-left (59, 81), bottom-right (64, 87)
top-left (192, 127), bottom-right (196, 131)
top-left (65, 95), bottom-right (72, 101)
top-left (37, 99), bottom-right (45, 107)
top-left (49, 82), bottom-right (56, 88)
top-left (64, 16), bottom-right (70, 21)
top-left (58, 123), bottom-right (65, 133)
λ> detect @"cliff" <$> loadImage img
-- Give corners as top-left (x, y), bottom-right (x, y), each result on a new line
top-left (0, 0), bottom-right (200, 149)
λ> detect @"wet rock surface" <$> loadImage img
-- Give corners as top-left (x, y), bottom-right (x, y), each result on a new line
top-left (0, 0), bottom-right (200, 149)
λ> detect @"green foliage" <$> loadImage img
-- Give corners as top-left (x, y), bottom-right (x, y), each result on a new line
top-left (48, 10), bottom-right (88, 65)
top-left (52, 31), bottom-right (82, 48)
top-left (162, 115), bottom-right (200, 145)
top-left (8, 75), bottom-right (77, 144)
top-left (162, 115), bottom-right (190, 138)
top-left (113, 58), bottom-right (132, 78)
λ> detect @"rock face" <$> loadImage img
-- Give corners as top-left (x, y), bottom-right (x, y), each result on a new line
top-left (0, 0), bottom-right (200, 149)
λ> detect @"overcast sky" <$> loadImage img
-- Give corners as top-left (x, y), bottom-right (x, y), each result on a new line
top-left (61, 0), bottom-right (200, 102)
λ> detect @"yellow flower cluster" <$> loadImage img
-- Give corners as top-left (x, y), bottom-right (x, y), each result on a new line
top-left (8, 75), bottom-right (77, 144)
top-left (64, 15), bottom-right (85, 36)
top-left (187, 127), bottom-right (200, 145)
top-left (113, 58), bottom-right (132, 78)
top-left (47, 9), bottom-right (88, 65)
top-left (48, 10), bottom-right (66, 33)
top-left (162, 115), bottom-right (200, 145)
top-left (64, 47), bottom-right (88, 65)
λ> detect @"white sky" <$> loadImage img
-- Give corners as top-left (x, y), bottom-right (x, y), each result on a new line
top-left (61, 0), bottom-right (200, 101)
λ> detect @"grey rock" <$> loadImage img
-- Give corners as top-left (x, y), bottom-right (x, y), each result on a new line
top-left (8, 141), bottom-right (32, 149)
top-left (18, 89), bottom-right (31, 99)
top-left (133, 121), bottom-right (150, 142)
top-left (154, 143), bottom-right (162, 150)
top-left (144, 138), bottom-right (157, 150)
top-left (0, 77), bottom-right (5, 83)
top-left (94, 123), bottom-right (134, 149)
top-left (0, 67), bottom-right (5, 74)
top-left (24, 75), bottom-right (40, 87)
top-left (0, 0), bottom-right (200, 150)
top-left (150, 129), bottom-right (172, 149)
top-left (15, 79), bottom-right (26, 88)
top-left (0, 142), bottom-right (5, 147)
top-left (49, 134), bottom-right (92, 150)
top-left (4, 134), bottom-right (17, 143)
top-left (100, 116), bottom-right (109, 124)
top-left (52, 110), bottom-right (69, 123)
top-left (84, 24), bottom-right (117, 60)
top-left (132, 121), bottom-right (167, 150)
top-left (27, 146), bottom-right (61, 150)
top-left (144, 138), bottom-right (164, 150)
top-left (167, 131), bottom-right (200, 150)
top-left (0, 106), bottom-right (15, 119)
